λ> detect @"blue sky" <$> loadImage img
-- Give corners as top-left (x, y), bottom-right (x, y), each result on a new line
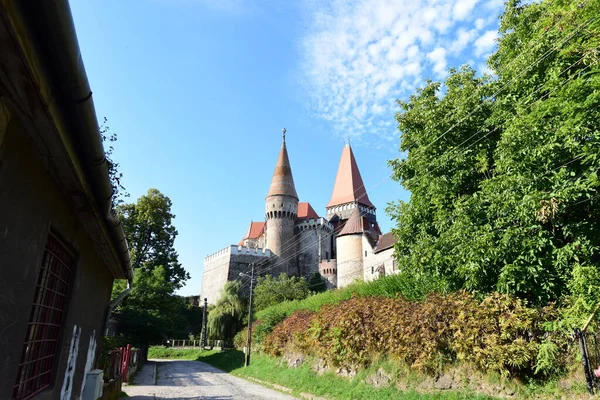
top-left (70, 0), bottom-right (504, 296)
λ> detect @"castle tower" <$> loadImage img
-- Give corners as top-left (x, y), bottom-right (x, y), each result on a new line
top-left (326, 144), bottom-right (377, 225)
top-left (326, 144), bottom-right (380, 261)
top-left (265, 129), bottom-right (299, 276)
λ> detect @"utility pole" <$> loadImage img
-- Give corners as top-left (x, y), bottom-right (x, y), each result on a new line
top-left (201, 297), bottom-right (208, 348)
top-left (240, 263), bottom-right (255, 367)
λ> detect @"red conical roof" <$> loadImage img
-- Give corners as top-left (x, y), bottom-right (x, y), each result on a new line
top-left (327, 144), bottom-right (374, 208)
top-left (267, 140), bottom-right (298, 200)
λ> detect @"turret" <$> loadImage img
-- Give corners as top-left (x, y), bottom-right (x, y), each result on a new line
top-left (265, 128), bottom-right (299, 276)
top-left (326, 144), bottom-right (377, 224)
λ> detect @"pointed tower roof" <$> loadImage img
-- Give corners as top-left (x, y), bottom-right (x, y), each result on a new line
top-left (338, 206), bottom-right (378, 236)
top-left (327, 144), bottom-right (374, 208)
top-left (267, 129), bottom-right (298, 200)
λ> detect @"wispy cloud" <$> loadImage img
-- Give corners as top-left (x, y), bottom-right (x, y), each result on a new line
top-left (299, 0), bottom-right (503, 145)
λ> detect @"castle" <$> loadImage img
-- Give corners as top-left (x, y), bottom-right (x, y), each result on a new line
top-left (200, 130), bottom-right (398, 304)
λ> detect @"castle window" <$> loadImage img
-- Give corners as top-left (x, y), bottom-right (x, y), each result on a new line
top-left (365, 250), bottom-right (367, 257)
top-left (371, 267), bottom-right (374, 274)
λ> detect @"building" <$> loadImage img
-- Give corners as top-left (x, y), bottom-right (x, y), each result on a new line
top-left (0, 2), bottom-right (132, 399)
top-left (200, 132), bottom-right (398, 304)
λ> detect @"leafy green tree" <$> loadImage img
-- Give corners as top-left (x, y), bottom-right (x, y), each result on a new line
top-left (308, 272), bottom-right (328, 293)
top-left (388, 0), bottom-right (600, 306)
top-left (115, 266), bottom-right (186, 346)
top-left (117, 188), bottom-right (189, 289)
top-left (253, 273), bottom-right (310, 312)
top-left (112, 189), bottom-right (189, 345)
top-left (208, 280), bottom-right (246, 342)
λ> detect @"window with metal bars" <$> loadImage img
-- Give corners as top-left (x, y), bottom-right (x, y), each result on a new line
top-left (13, 232), bottom-right (75, 400)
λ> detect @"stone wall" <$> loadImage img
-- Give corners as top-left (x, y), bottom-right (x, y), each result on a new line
top-left (336, 234), bottom-right (364, 288)
top-left (201, 246), bottom-right (272, 305)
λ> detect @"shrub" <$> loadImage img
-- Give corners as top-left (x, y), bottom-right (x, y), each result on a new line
top-left (264, 291), bottom-right (561, 378)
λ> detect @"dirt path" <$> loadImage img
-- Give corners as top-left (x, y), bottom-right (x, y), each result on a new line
top-left (122, 359), bottom-right (298, 400)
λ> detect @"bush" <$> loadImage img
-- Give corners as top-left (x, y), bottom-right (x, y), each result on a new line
top-left (264, 292), bottom-right (560, 378)
top-left (253, 271), bottom-right (449, 347)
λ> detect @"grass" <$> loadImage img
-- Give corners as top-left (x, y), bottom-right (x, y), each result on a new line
top-left (148, 346), bottom-right (209, 360)
top-left (195, 350), bottom-right (492, 400)
top-left (254, 271), bottom-right (449, 343)
top-left (148, 346), bottom-right (589, 399)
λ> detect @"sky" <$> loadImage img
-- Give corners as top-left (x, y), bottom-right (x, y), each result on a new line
top-left (69, 0), bottom-right (504, 296)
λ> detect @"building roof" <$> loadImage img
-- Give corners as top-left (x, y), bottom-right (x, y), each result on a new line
top-left (0, 1), bottom-right (131, 280)
top-left (297, 202), bottom-right (319, 220)
top-left (374, 232), bottom-right (397, 253)
top-left (238, 221), bottom-right (266, 245)
top-left (266, 139), bottom-right (298, 200)
top-left (327, 144), bottom-right (374, 208)
top-left (338, 206), bottom-right (376, 236)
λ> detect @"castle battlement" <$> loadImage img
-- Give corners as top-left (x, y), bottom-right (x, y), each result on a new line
top-left (295, 217), bottom-right (334, 232)
top-left (231, 246), bottom-right (272, 257)
top-left (205, 245), bottom-right (272, 261)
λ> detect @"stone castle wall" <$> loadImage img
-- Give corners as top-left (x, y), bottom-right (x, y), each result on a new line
top-left (201, 246), bottom-right (271, 304)
top-left (336, 234), bottom-right (364, 288)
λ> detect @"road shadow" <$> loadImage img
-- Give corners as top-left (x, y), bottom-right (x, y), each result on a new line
top-left (195, 349), bottom-right (245, 373)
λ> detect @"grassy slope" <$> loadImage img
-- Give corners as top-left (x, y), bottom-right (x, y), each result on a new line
top-left (255, 272), bottom-right (448, 323)
top-left (148, 347), bottom-right (491, 400)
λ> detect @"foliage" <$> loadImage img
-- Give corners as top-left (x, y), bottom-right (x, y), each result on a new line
top-left (197, 350), bottom-right (494, 400)
top-left (147, 346), bottom-right (207, 360)
top-left (208, 280), bottom-right (246, 342)
top-left (112, 189), bottom-right (190, 346)
top-left (253, 270), bottom-right (449, 345)
top-left (116, 189), bottom-right (189, 289)
top-left (387, 0), bottom-right (600, 306)
top-left (114, 266), bottom-right (187, 347)
top-left (99, 117), bottom-right (129, 209)
top-left (264, 292), bottom-right (558, 379)
top-left (253, 273), bottom-right (310, 312)
top-left (308, 273), bottom-right (328, 293)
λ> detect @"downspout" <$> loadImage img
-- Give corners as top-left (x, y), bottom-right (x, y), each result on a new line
top-left (103, 278), bottom-right (133, 336)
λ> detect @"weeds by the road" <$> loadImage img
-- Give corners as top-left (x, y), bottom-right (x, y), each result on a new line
top-left (195, 350), bottom-right (492, 400)
top-left (148, 347), bottom-right (216, 360)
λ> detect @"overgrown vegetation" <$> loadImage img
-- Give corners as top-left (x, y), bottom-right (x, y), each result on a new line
top-left (263, 293), bottom-right (569, 379)
top-left (387, 0), bottom-right (600, 313)
top-left (207, 280), bottom-right (246, 342)
top-left (196, 350), bottom-right (494, 399)
top-left (112, 189), bottom-right (190, 347)
top-left (253, 273), bottom-right (311, 312)
top-left (252, 271), bottom-right (449, 346)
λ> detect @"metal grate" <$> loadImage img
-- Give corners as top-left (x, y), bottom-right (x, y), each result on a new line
top-left (13, 232), bottom-right (75, 400)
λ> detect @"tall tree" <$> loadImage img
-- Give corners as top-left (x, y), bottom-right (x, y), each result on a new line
top-left (388, 0), bottom-right (600, 306)
top-left (117, 189), bottom-right (189, 289)
top-left (112, 189), bottom-right (189, 345)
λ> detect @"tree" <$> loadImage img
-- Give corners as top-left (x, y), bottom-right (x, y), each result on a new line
top-left (308, 272), bottom-right (328, 293)
top-left (388, 0), bottom-right (600, 306)
top-left (253, 273), bottom-right (310, 312)
top-left (116, 189), bottom-right (189, 289)
top-left (207, 281), bottom-right (246, 342)
top-left (112, 189), bottom-right (190, 345)
top-left (99, 117), bottom-right (129, 208)
top-left (115, 266), bottom-right (187, 347)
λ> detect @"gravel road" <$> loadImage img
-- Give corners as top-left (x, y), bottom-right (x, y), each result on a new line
top-left (122, 359), bottom-right (298, 400)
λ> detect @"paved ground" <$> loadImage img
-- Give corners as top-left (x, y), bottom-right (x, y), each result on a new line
top-left (122, 359), bottom-right (298, 400)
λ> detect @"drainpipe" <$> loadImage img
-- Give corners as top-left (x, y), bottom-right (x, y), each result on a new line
top-left (103, 278), bottom-right (133, 336)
